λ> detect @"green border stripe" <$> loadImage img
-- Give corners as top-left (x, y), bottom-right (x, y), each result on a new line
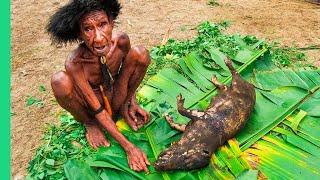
top-left (0, 0), bottom-right (11, 178)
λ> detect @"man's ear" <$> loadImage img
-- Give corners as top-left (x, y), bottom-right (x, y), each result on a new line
top-left (110, 20), bottom-right (115, 28)
top-left (78, 32), bottom-right (83, 42)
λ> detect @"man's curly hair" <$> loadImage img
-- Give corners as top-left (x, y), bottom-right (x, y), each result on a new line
top-left (47, 0), bottom-right (121, 44)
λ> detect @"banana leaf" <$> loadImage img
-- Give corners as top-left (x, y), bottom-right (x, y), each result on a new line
top-left (29, 21), bottom-right (320, 180)
top-left (60, 34), bottom-right (320, 179)
top-left (244, 134), bottom-right (320, 179)
top-left (64, 159), bottom-right (100, 180)
top-left (63, 53), bottom-right (320, 180)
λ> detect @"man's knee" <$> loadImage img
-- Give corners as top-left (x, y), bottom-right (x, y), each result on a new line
top-left (117, 32), bottom-right (130, 52)
top-left (130, 45), bottom-right (151, 67)
top-left (117, 32), bottom-right (130, 45)
top-left (51, 71), bottom-right (73, 98)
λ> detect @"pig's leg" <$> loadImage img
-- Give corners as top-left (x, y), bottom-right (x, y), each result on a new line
top-left (224, 58), bottom-right (238, 76)
top-left (224, 58), bottom-right (244, 89)
top-left (211, 75), bottom-right (227, 91)
top-left (164, 114), bottom-right (186, 132)
top-left (176, 94), bottom-right (205, 119)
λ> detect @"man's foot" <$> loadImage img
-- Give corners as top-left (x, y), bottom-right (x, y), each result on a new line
top-left (85, 123), bottom-right (110, 149)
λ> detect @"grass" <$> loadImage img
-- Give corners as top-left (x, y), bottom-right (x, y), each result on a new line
top-left (207, 0), bottom-right (220, 6)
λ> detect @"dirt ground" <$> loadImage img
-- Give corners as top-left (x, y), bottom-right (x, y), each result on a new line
top-left (10, 0), bottom-right (320, 178)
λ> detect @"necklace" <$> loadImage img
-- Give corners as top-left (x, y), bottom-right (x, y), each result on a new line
top-left (100, 56), bottom-right (114, 91)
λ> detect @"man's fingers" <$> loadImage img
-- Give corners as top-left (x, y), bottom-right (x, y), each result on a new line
top-left (128, 111), bottom-right (139, 125)
top-left (142, 111), bottom-right (149, 123)
top-left (128, 110), bottom-right (135, 119)
top-left (126, 119), bottom-right (138, 131)
top-left (139, 156), bottom-right (149, 173)
top-left (137, 108), bottom-right (148, 123)
top-left (137, 123), bottom-right (144, 129)
top-left (136, 159), bottom-right (147, 173)
top-left (137, 158), bottom-right (149, 173)
top-left (145, 112), bottom-right (150, 122)
top-left (142, 153), bottom-right (150, 165)
top-left (131, 124), bottom-right (138, 131)
top-left (142, 162), bottom-right (149, 173)
top-left (132, 164), bottom-right (138, 171)
top-left (133, 161), bottom-right (142, 172)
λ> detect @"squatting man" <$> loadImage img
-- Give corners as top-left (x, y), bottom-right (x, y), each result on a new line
top-left (48, 0), bottom-right (151, 172)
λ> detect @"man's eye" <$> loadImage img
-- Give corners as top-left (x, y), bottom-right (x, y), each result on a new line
top-left (84, 27), bottom-right (91, 32)
top-left (100, 22), bottom-right (107, 27)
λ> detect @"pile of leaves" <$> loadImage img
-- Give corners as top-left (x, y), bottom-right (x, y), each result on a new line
top-left (27, 114), bottom-right (94, 179)
top-left (27, 21), bottom-right (313, 179)
top-left (146, 21), bottom-right (308, 80)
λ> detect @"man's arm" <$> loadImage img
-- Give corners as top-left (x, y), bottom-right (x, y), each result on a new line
top-left (65, 60), bottom-right (150, 172)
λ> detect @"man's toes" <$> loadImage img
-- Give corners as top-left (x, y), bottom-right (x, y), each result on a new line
top-left (104, 140), bottom-right (110, 147)
top-left (86, 133), bottom-right (95, 148)
top-left (97, 141), bottom-right (104, 148)
top-left (91, 141), bottom-right (98, 149)
top-left (101, 137), bottom-right (110, 147)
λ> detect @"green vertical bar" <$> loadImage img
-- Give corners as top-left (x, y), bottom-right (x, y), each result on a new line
top-left (0, 0), bottom-right (10, 179)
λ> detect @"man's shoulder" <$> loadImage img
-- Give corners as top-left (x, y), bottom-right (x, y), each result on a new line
top-left (67, 44), bottom-right (85, 61)
top-left (65, 44), bottom-right (86, 70)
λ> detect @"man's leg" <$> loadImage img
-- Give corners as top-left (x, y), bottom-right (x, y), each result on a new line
top-left (51, 71), bottom-right (110, 148)
top-left (112, 45), bottom-right (151, 131)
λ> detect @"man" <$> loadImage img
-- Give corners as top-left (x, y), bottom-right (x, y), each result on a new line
top-left (47, 0), bottom-right (150, 172)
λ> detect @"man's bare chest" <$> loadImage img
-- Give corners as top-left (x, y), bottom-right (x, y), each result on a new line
top-left (83, 48), bottom-right (125, 86)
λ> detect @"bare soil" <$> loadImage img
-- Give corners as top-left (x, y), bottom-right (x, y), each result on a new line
top-left (10, 0), bottom-right (320, 178)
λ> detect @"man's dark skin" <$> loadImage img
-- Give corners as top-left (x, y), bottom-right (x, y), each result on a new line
top-left (51, 10), bottom-right (150, 172)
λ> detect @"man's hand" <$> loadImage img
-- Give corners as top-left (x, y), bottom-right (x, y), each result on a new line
top-left (128, 104), bottom-right (150, 129)
top-left (126, 145), bottom-right (150, 173)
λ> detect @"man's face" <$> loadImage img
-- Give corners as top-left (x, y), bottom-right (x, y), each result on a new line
top-left (79, 10), bottom-right (113, 56)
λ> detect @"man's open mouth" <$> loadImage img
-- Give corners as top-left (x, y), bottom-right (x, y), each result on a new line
top-left (93, 45), bottom-right (108, 54)
top-left (94, 45), bottom-right (105, 50)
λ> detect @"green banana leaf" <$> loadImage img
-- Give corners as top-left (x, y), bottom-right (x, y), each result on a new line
top-left (137, 51), bottom-right (320, 179)
top-left (72, 46), bottom-right (320, 180)
top-left (28, 21), bottom-right (320, 180)
top-left (64, 159), bottom-right (100, 180)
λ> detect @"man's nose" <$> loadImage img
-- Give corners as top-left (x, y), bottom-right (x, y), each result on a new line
top-left (94, 30), bottom-right (104, 43)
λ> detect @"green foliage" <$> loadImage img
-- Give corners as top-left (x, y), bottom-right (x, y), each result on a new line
top-left (245, 132), bottom-right (320, 179)
top-left (39, 85), bottom-right (46, 92)
top-left (146, 21), bottom-right (310, 84)
top-left (26, 95), bottom-right (44, 107)
top-left (207, 0), bottom-right (220, 6)
top-left (138, 42), bottom-right (320, 179)
top-left (147, 21), bottom-right (237, 78)
top-left (268, 44), bottom-right (308, 67)
top-left (64, 159), bottom-right (100, 180)
top-left (26, 86), bottom-right (47, 107)
top-left (27, 113), bottom-right (94, 180)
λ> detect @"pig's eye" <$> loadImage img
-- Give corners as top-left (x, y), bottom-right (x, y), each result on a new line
top-left (202, 149), bottom-right (209, 155)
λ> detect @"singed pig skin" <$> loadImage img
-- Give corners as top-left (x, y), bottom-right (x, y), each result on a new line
top-left (154, 59), bottom-right (256, 171)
